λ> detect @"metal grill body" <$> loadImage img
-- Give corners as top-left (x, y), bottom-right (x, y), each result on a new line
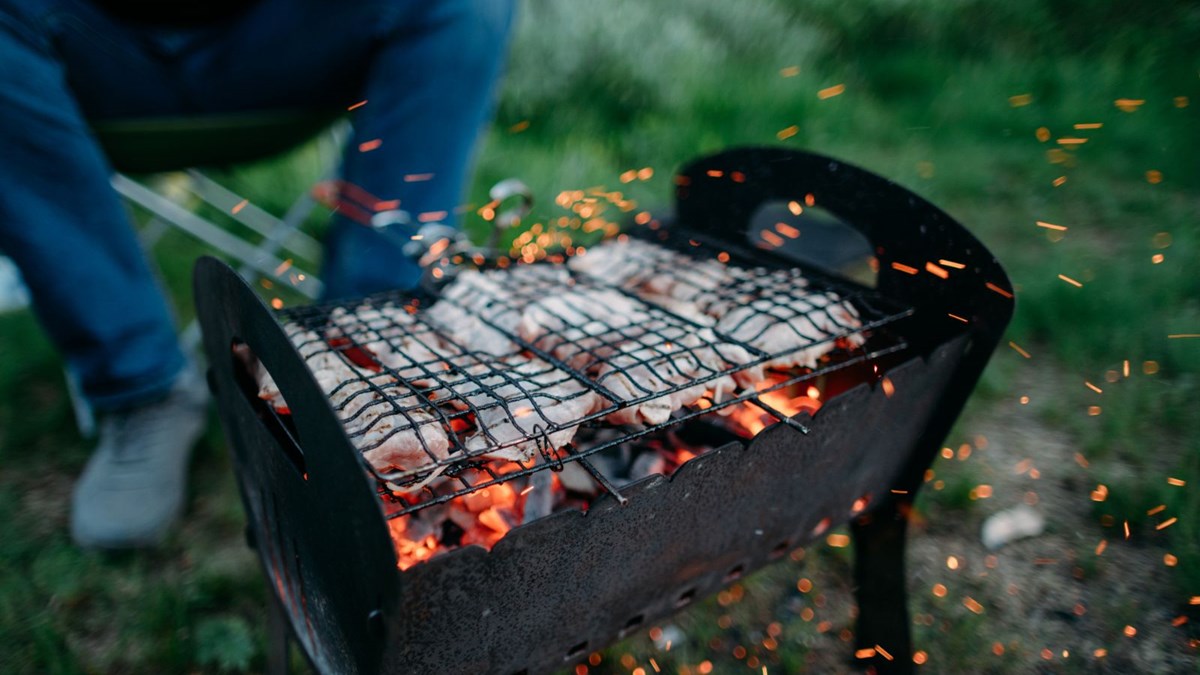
top-left (195, 148), bottom-right (1012, 674)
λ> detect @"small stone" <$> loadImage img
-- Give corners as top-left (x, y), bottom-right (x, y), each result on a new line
top-left (981, 505), bottom-right (1045, 550)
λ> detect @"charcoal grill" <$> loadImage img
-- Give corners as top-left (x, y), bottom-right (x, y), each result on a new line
top-left (195, 147), bottom-right (1012, 674)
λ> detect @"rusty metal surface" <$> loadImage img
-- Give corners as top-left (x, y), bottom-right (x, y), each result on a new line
top-left (195, 147), bottom-right (1012, 675)
top-left (380, 337), bottom-right (965, 675)
top-left (195, 258), bottom-right (398, 675)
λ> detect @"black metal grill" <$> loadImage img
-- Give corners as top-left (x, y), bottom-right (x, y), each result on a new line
top-left (269, 228), bottom-right (911, 517)
top-left (195, 147), bottom-right (1014, 675)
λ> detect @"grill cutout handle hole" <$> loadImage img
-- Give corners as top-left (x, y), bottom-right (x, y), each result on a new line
top-left (747, 200), bottom-right (876, 288)
top-left (675, 587), bottom-right (697, 608)
top-left (770, 540), bottom-right (791, 559)
top-left (565, 641), bottom-right (588, 661)
top-left (621, 614), bottom-right (644, 636)
top-left (231, 339), bottom-right (308, 480)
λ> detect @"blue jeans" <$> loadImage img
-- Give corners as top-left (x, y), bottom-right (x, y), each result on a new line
top-left (0, 0), bottom-right (514, 410)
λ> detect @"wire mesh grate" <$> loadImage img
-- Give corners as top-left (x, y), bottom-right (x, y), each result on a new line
top-left (260, 232), bottom-right (916, 515)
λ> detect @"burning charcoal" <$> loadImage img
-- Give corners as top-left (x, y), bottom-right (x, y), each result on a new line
top-left (628, 450), bottom-right (667, 482)
top-left (521, 469), bottom-right (555, 523)
top-left (449, 483), bottom-right (523, 549)
top-left (439, 519), bottom-right (465, 547)
top-left (556, 461), bottom-right (599, 496)
top-left (387, 511), bottom-right (443, 570)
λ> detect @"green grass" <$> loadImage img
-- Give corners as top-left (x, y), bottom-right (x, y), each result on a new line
top-left (1, 0), bottom-right (1197, 671)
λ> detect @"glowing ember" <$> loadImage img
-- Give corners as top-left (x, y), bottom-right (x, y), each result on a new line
top-left (817, 84), bottom-right (845, 99)
top-left (725, 375), bottom-right (822, 437)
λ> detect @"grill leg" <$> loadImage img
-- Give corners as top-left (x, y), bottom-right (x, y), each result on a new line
top-left (851, 496), bottom-right (914, 674)
top-left (266, 589), bottom-right (291, 675)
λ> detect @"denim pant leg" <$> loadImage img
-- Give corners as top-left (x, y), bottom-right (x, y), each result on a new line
top-left (319, 0), bottom-right (517, 299)
top-left (169, 0), bottom-right (516, 300)
top-left (0, 3), bottom-right (185, 411)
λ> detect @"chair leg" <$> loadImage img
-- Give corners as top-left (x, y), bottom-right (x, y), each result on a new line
top-left (851, 495), bottom-right (914, 674)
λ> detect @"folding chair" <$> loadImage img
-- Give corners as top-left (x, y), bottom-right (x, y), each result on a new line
top-left (63, 110), bottom-right (347, 434)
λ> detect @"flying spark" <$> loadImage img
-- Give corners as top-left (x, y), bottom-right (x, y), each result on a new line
top-left (987, 282), bottom-right (1013, 298)
top-left (817, 84), bottom-right (845, 99)
top-left (1009, 93), bottom-right (1033, 107)
top-left (1008, 341), bottom-right (1032, 359)
top-left (925, 261), bottom-right (950, 279)
top-left (1058, 274), bottom-right (1083, 287)
top-left (231, 199), bottom-right (249, 214)
top-left (347, 99), bottom-right (367, 111)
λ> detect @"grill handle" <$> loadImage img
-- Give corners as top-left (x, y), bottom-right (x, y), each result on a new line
top-left (674, 145), bottom-right (1014, 515)
top-left (194, 257), bottom-right (396, 675)
top-left (674, 146), bottom-right (1013, 342)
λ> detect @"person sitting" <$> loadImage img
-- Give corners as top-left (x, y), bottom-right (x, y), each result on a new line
top-left (0, 0), bottom-right (515, 548)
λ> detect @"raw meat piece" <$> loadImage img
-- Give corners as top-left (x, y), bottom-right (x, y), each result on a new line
top-left (595, 327), bottom-right (760, 425)
top-left (716, 291), bottom-right (864, 370)
top-left (449, 356), bottom-right (600, 461)
top-left (423, 300), bottom-right (518, 357)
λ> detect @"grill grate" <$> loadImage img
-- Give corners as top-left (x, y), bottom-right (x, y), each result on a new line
top-left (269, 232), bottom-right (914, 516)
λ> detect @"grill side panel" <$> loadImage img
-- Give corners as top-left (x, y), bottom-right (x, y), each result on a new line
top-left (195, 258), bottom-right (398, 675)
top-left (380, 337), bottom-right (966, 675)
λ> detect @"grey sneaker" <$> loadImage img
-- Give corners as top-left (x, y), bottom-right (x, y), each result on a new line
top-left (70, 368), bottom-right (209, 549)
